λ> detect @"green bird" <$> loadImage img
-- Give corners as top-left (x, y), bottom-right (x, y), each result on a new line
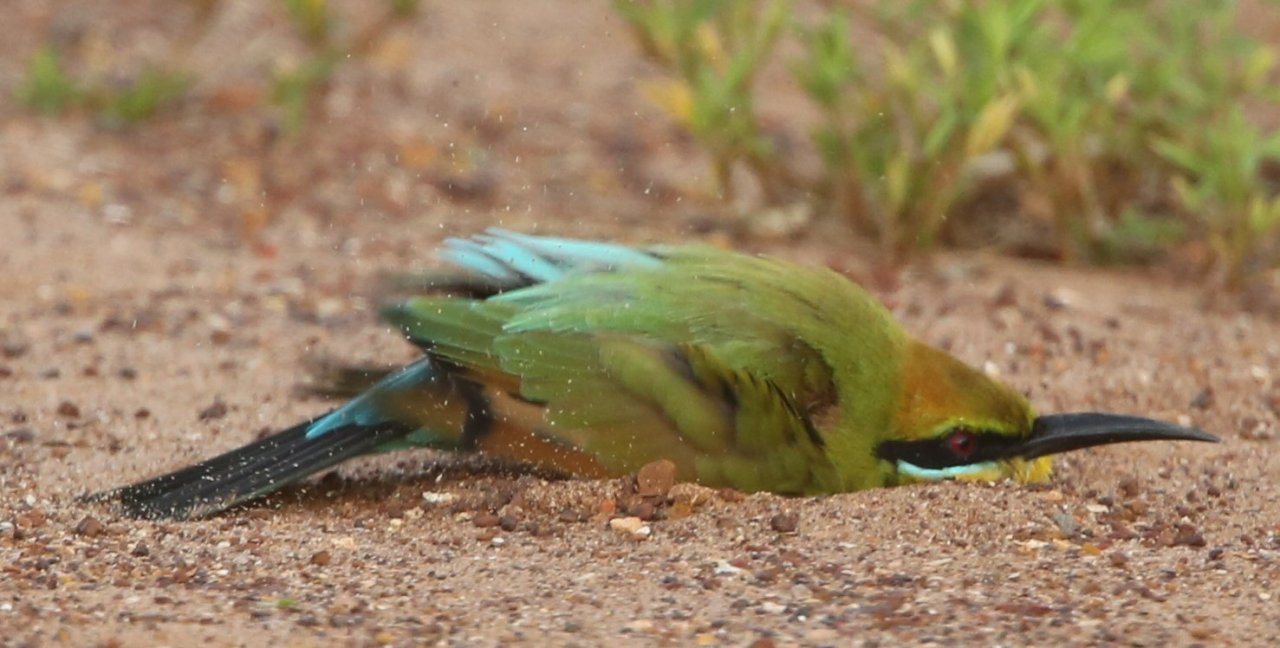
top-left (89, 229), bottom-right (1218, 519)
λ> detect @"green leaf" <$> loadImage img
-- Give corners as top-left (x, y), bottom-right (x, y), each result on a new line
top-left (922, 108), bottom-right (958, 159)
top-left (100, 68), bottom-right (189, 124)
top-left (17, 46), bottom-right (82, 115)
top-left (1151, 136), bottom-right (1200, 174)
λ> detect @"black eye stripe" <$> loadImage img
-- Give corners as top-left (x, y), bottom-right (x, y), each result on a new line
top-left (877, 430), bottom-right (1022, 469)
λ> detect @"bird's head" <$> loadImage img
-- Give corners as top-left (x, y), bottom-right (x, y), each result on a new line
top-left (878, 341), bottom-right (1218, 486)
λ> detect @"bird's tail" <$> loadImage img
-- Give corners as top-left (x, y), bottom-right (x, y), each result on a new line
top-left (83, 415), bottom-right (416, 520)
top-left (85, 359), bottom-right (480, 519)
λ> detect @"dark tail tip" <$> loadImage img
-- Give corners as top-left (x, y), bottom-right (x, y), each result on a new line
top-left (84, 415), bottom-right (410, 520)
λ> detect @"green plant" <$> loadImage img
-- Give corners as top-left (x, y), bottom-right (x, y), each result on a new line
top-left (16, 46), bottom-right (83, 115)
top-left (283, 0), bottom-right (334, 47)
top-left (389, 0), bottom-right (421, 18)
top-left (16, 1), bottom-right (420, 134)
top-left (271, 0), bottom-right (421, 133)
top-left (1157, 107), bottom-right (1280, 286)
top-left (1009, 0), bottom-right (1280, 265)
top-left (617, 0), bottom-right (1280, 281)
top-left (616, 0), bottom-right (790, 200)
top-left (795, 4), bottom-right (1025, 253)
top-left (17, 45), bottom-right (188, 123)
top-left (100, 67), bottom-right (190, 124)
top-left (272, 53), bottom-right (340, 134)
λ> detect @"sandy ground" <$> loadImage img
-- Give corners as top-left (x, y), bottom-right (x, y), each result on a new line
top-left (3, 1), bottom-right (1280, 646)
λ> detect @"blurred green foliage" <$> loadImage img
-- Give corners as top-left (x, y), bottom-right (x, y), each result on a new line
top-left (618, 0), bottom-right (1280, 284)
top-left (272, 0), bottom-right (420, 132)
top-left (15, 0), bottom-right (420, 133)
top-left (1157, 107), bottom-right (1280, 286)
top-left (16, 45), bottom-right (187, 124)
top-left (15, 0), bottom-right (1280, 284)
top-left (272, 53), bottom-right (341, 135)
top-left (100, 67), bottom-right (191, 124)
top-left (17, 46), bottom-right (83, 115)
top-left (283, 0), bottom-right (334, 47)
top-left (616, 0), bottom-right (791, 199)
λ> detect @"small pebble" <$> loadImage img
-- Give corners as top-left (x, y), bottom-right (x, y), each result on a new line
top-left (714, 560), bottom-right (744, 576)
top-left (1250, 366), bottom-right (1270, 384)
top-left (1173, 529), bottom-right (1207, 548)
top-left (626, 500), bottom-right (657, 520)
top-left (717, 489), bottom-right (745, 502)
top-left (1241, 419), bottom-right (1274, 441)
top-left (74, 516), bottom-right (105, 537)
top-left (992, 283), bottom-right (1018, 308)
top-left (1189, 387), bottom-right (1215, 410)
top-left (982, 360), bottom-right (1001, 378)
top-left (4, 428), bottom-right (34, 443)
top-left (759, 601), bottom-right (787, 614)
top-left (636, 459), bottom-right (677, 498)
top-left (198, 399), bottom-right (228, 421)
top-left (1043, 288), bottom-right (1077, 310)
top-left (609, 516), bottom-right (649, 540)
top-left (769, 512), bottom-right (799, 533)
top-left (623, 619), bottom-right (654, 633)
top-left (1, 342), bottom-right (29, 358)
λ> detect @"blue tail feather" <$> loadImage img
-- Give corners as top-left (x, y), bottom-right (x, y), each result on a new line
top-left (305, 359), bottom-right (435, 439)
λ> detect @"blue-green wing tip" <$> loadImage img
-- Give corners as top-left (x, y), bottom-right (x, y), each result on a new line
top-left (440, 229), bottom-right (664, 284)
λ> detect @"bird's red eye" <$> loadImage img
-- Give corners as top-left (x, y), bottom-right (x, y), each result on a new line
top-left (947, 430), bottom-right (977, 458)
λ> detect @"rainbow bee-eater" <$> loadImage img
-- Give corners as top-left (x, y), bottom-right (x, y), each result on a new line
top-left (88, 229), bottom-right (1218, 519)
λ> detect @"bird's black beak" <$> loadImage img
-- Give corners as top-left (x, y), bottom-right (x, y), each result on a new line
top-left (1016, 412), bottom-right (1220, 460)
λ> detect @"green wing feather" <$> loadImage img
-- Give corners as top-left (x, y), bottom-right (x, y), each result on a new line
top-left (498, 333), bottom-right (839, 492)
top-left (495, 246), bottom-right (848, 401)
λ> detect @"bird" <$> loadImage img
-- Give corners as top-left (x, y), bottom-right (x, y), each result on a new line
top-left (86, 228), bottom-right (1219, 519)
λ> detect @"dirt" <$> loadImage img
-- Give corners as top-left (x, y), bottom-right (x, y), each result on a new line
top-left (3, 2), bottom-right (1279, 646)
